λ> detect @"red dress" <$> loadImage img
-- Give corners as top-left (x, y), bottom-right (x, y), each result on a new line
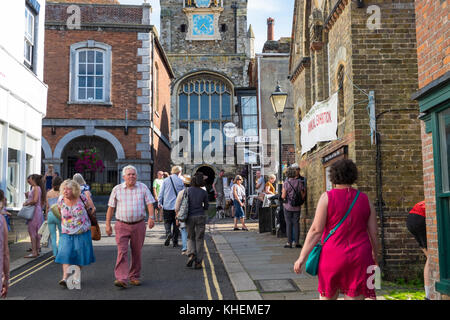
top-left (317, 188), bottom-right (376, 299)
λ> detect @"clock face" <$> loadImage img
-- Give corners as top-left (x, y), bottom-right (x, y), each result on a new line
top-left (196, 0), bottom-right (211, 7)
top-left (193, 14), bottom-right (215, 36)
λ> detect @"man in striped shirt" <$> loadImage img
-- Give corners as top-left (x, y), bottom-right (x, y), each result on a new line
top-left (106, 165), bottom-right (155, 288)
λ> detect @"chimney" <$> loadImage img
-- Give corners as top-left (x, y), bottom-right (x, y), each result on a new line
top-left (267, 17), bottom-right (274, 41)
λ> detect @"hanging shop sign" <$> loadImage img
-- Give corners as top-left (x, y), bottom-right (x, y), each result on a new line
top-left (300, 92), bottom-right (338, 155)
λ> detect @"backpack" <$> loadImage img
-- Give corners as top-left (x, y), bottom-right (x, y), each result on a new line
top-left (287, 180), bottom-right (305, 207)
top-left (177, 188), bottom-right (189, 222)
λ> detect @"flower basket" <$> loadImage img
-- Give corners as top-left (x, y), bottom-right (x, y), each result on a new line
top-left (74, 148), bottom-right (105, 174)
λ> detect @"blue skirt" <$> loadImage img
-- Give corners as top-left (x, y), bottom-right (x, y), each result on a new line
top-left (55, 230), bottom-right (96, 266)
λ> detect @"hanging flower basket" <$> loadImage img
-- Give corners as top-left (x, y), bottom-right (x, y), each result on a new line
top-left (75, 148), bottom-right (105, 174)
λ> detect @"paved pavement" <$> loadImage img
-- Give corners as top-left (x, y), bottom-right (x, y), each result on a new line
top-left (207, 218), bottom-right (388, 300)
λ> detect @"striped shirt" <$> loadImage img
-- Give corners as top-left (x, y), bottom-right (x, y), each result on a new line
top-left (108, 182), bottom-right (155, 223)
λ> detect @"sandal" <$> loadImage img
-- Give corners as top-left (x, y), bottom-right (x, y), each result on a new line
top-left (242, 227), bottom-right (249, 231)
top-left (233, 227), bottom-right (240, 231)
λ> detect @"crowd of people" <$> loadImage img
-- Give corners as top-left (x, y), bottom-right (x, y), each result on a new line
top-left (0, 160), bottom-right (430, 300)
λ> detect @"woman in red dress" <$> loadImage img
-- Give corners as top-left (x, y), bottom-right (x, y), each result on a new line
top-left (294, 159), bottom-right (379, 300)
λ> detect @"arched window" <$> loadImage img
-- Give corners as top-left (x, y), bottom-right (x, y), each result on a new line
top-left (178, 75), bottom-right (233, 159)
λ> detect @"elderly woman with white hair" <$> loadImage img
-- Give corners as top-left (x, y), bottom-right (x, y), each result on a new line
top-left (55, 179), bottom-right (96, 288)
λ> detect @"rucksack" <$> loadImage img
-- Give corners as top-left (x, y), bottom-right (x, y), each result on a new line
top-left (287, 180), bottom-right (305, 207)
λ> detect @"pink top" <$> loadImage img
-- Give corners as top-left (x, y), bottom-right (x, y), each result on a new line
top-left (108, 182), bottom-right (155, 223)
top-left (317, 188), bottom-right (376, 299)
top-left (57, 194), bottom-right (91, 235)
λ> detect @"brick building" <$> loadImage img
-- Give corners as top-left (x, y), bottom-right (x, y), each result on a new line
top-left (412, 0), bottom-right (449, 300)
top-left (160, 0), bottom-right (256, 196)
top-left (289, 0), bottom-right (424, 280)
top-left (42, 0), bottom-right (174, 194)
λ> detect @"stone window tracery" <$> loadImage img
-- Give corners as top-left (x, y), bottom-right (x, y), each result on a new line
top-left (178, 76), bottom-right (233, 156)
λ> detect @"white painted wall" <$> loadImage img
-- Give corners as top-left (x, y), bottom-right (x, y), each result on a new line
top-left (0, 0), bottom-right (48, 209)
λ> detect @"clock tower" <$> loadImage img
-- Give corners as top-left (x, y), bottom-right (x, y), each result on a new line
top-left (160, 0), bottom-right (256, 186)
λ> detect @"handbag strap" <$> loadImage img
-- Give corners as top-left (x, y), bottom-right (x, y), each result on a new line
top-left (322, 190), bottom-right (360, 245)
top-left (169, 176), bottom-right (178, 196)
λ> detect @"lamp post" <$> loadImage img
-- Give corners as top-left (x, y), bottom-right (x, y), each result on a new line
top-left (270, 83), bottom-right (288, 196)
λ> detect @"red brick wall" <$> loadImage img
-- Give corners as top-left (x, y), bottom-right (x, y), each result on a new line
top-left (151, 45), bottom-right (172, 178)
top-left (415, 0), bottom-right (450, 88)
top-left (415, 0), bottom-right (449, 300)
top-left (44, 30), bottom-right (140, 121)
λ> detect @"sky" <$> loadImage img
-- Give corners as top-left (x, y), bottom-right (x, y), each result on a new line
top-left (118, 0), bottom-right (295, 53)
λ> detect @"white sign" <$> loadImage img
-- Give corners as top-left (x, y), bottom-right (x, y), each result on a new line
top-left (300, 93), bottom-right (338, 155)
top-left (235, 136), bottom-right (259, 143)
top-left (223, 122), bottom-right (237, 138)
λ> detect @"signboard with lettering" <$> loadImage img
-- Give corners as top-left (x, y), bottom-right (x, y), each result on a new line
top-left (300, 93), bottom-right (338, 155)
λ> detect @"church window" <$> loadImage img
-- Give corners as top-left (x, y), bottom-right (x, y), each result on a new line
top-left (178, 76), bottom-right (233, 159)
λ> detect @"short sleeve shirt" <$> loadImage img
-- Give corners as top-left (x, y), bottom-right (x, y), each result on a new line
top-left (108, 182), bottom-right (155, 223)
top-left (153, 179), bottom-right (163, 198)
top-left (58, 194), bottom-right (91, 235)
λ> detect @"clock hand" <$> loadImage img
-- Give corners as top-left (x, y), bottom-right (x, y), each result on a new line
top-left (200, 23), bottom-right (207, 30)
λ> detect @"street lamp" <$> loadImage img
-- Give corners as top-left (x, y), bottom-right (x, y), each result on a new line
top-left (270, 83), bottom-right (288, 195)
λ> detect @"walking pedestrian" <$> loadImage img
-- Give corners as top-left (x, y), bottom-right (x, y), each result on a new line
top-left (294, 159), bottom-right (378, 300)
top-left (153, 171), bottom-right (164, 223)
top-left (0, 210), bottom-right (9, 298)
top-left (55, 179), bottom-right (95, 288)
top-left (184, 173), bottom-right (209, 269)
top-left (73, 173), bottom-right (96, 215)
top-left (106, 165), bottom-right (155, 288)
top-left (281, 167), bottom-right (306, 248)
top-left (44, 165), bottom-right (57, 191)
top-left (0, 190), bottom-right (11, 232)
top-left (46, 176), bottom-right (63, 257)
top-left (406, 200), bottom-right (431, 300)
top-left (175, 175), bottom-right (192, 255)
top-left (158, 166), bottom-right (184, 247)
top-left (232, 175), bottom-right (248, 231)
top-left (23, 174), bottom-right (46, 258)
top-left (213, 170), bottom-right (226, 218)
top-left (229, 177), bottom-right (235, 218)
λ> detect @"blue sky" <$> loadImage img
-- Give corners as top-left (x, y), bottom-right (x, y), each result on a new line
top-left (118, 0), bottom-right (295, 53)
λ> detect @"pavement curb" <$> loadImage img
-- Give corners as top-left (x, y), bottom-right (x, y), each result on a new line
top-left (210, 232), bottom-right (263, 300)
top-left (10, 247), bottom-right (53, 273)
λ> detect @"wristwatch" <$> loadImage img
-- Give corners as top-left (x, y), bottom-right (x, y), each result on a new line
top-left (149, 216), bottom-right (155, 220)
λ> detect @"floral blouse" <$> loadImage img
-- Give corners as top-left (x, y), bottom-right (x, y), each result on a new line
top-left (57, 194), bottom-right (91, 235)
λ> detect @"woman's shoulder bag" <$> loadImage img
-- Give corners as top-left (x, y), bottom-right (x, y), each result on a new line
top-left (80, 196), bottom-right (101, 241)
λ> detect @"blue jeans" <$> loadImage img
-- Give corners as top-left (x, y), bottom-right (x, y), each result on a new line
top-left (180, 227), bottom-right (188, 251)
top-left (47, 211), bottom-right (61, 257)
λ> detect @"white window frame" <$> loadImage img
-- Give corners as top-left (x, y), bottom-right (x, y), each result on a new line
top-left (69, 41), bottom-right (112, 104)
top-left (75, 49), bottom-right (105, 102)
top-left (24, 6), bottom-right (35, 66)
